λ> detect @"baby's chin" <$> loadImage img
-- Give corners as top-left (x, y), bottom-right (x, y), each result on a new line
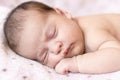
top-left (66, 45), bottom-right (84, 58)
top-left (47, 59), bottom-right (62, 69)
top-left (47, 64), bottom-right (56, 69)
top-left (65, 51), bottom-right (81, 58)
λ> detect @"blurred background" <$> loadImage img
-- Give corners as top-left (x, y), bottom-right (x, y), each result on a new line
top-left (1, 0), bottom-right (120, 16)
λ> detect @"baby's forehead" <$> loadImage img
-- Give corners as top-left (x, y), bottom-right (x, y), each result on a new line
top-left (26, 10), bottom-right (42, 17)
top-left (24, 10), bottom-right (57, 30)
top-left (19, 12), bottom-right (46, 59)
top-left (25, 10), bottom-right (49, 22)
top-left (24, 11), bottom-right (47, 32)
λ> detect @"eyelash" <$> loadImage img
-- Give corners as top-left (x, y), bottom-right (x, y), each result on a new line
top-left (43, 50), bottom-right (48, 64)
top-left (39, 47), bottom-right (47, 64)
top-left (43, 51), bottom-right (48, 64)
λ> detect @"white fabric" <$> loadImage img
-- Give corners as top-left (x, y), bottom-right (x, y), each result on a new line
top-left (1, 0), bottom-right (120, 80)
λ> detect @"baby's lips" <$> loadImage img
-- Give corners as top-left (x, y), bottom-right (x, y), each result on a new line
top-left (63, 43), bottom-right (74, 57)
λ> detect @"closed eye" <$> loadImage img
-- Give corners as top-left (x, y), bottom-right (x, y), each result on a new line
top-left (38, 48), bottom-right (48, 64)
top-left (46, 26), bottom-right (56, 40)
top-left (43, 51), bottom-right (49, 64)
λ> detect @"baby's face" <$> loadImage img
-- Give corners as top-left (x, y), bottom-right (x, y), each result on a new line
top-left (18, 11), bottom-right (84, 68)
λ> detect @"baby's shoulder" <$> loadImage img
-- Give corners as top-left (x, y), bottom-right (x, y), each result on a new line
top-left (76, 14), bottom-right (120, 52)
top-left (77, 14), bottom-right (120, 38)
top-left (84, 28), bottom-right (115, 52)
top-left (77, 14), bottom-right (120, 29)
top-left (77, 14), bottom-right (110, 31)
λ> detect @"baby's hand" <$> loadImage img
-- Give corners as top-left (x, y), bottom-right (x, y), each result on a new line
top-left (55, 57), bottom-right (79, 74)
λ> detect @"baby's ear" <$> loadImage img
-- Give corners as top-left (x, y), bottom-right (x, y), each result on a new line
top-left (54, 8), bottom-right (72, 19)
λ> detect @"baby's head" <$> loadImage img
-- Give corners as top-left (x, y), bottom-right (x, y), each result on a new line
top-left (4, 1), bottom-right (84, 68)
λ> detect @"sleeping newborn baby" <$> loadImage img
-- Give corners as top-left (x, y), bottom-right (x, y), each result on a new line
top-left (4, 1), bottom-right (120, 74)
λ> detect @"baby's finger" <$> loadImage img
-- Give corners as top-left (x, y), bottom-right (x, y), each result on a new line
top-left (55, 63), bottom-right (69, 74)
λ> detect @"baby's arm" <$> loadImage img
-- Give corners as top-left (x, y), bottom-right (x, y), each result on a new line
top-left (55, 40), bottom-right (120, 74)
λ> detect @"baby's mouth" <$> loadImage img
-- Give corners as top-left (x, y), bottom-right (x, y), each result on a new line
top-left (63, 43), bottom-right (73, 57)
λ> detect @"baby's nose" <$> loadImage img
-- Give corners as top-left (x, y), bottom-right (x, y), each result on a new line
top-left (51, 41), bottom-right (63, 54)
